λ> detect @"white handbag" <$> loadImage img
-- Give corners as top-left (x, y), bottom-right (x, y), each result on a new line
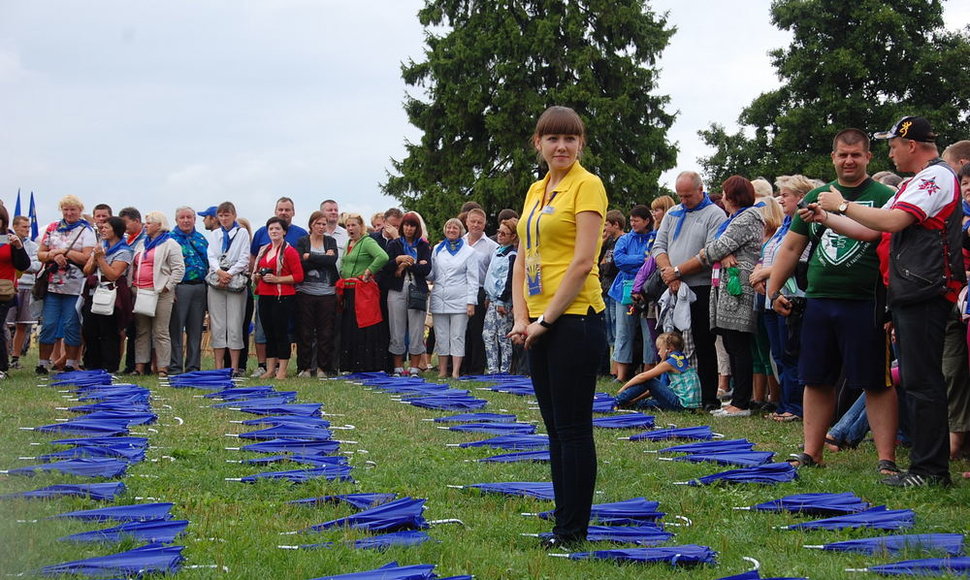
top-left (133, 288), bottom-right (158, 317)
top-left (90, 272), bottom-right (116, 316)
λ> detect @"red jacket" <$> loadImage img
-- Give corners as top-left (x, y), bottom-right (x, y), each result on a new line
top-left (254, 243), bottom-right (304, 297)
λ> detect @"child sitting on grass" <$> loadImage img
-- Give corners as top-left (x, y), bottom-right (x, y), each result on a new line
top-left (615, 331), bottom-right (701, 411)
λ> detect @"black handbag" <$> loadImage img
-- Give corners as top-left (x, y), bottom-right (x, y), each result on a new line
top-left (406, 275), bottom-right (428, 311)
top-left (641, 269), bottom-right (667, 303)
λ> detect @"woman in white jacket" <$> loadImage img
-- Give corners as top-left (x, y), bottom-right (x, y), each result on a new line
top-left (206, 202), bottom-right (251, 375)
top-left (429, 218), bottom-right (479, 379)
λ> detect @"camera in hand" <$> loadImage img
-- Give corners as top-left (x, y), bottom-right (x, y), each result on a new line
top-left (258, 267), bottom-right (273, 276)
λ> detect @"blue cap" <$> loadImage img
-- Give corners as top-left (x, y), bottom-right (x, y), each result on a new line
top-left (197, 206), bottom-right (218, 217)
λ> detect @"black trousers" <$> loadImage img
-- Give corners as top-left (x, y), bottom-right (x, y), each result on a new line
top-left (689, 285), bottom-right (719, 407)
top-left (463, 287), bottom-right (488, 375)
top-left (296, 293), bottom-right (336, 371)
top-left (528, 309), bottom-right (605, 541)
top-left (81, 303), bottom-right (122, 373)
top-left (258, 294), bottom-right (295, 360)
top-left (720, 328), bottom-right (754, 410)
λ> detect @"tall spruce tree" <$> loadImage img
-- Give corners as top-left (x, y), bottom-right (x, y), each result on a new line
top-left (383, 1), bottom-right (677, 230)
top-left (699, 0), bottom-right (970, 187)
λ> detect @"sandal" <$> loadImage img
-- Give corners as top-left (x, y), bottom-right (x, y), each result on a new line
top-left (877, 459), bottom-right (902, 476)
top-left (824, 436), bottom-right (843, 453)
top-left (787, 452), bottom-right (824, 468)
top-left (774, 413), bottom-right (802, 423)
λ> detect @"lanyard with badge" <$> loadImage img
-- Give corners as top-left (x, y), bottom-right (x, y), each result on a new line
top-left (525, 190), bottom-right (558, 296)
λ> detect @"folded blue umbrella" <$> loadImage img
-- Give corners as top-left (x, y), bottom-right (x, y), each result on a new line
top-left (680, 462), bottom-right (797, 486)
top-left (628, 425), bottom-right (715, 442)
top-left (30, 419), bottom-right (130, 436)
top-left (281, 530), bottom-right (432, 551)
top-left (593, 413), bottom-right (655, 429)
top-left (241, 454), bottom-right (348, 468)
top-left (458, 373), bottom-right (527, 381)
top-left (73, 410), bottom-right (158, 426)
top-left (40, 542), bottom-right (184, 577)
top-left (407, 395), bottom-right (488, 410)
top-left (0, 482), bottom-right (126, 501)
top-left (487, 382), bottom-right (536, 396)
top-left (37, 444), bottom-right (146, 464)
top-left (203, 385), bottom-right (277, 400)
top-left (239, 415), bottom-right (331, 427)
top-left (845, 557), bottom-right (970, 576)
top-left (460, 482), bottom-right (554, 500)
top-left (49, 370), bottom-right (113, 387)
top-left (780, 506), bottom-right (915, 531)
top-left (401, 388), bottom-right (472, 399)
top-left (289, 493), bottom-right (398, 510)
top-left (456, 434), bottom-right (549, 450)
top-left (805, 533), bottom-right (965, 556)
top-left (49, 436), bottom-right (148, 448)
top-left (657, 438), bottom-right (755, 454)
top-left (554, 544), bottom-right (717, 566)
top-left (433, 413), bottom-right (516, 424)
top-left (309, 561), bottom-right (437, 580)
top-left (237, 403), bottom-right (324, 417)
top-left (6, 457), bottom-right (129, 478)
top-left (538, 524), bottom-right (674, 546)
top-left (376, 383), bottom-right (454, 395)
top-left (300, 497), bottom-right (427, 533)
top-left (530, 498), bottom-right (664, 523)
top-left (338, 371), bottom-right (389, 381)
top-left (445, 422), bottom-right (537, 435)
top-left (739, 492), bottom-right (871, 516)
top-left (53, 502), bottom-right (174, 522)
top-left (479, 450), bottom-right (550, 463)
top-left (59, 519), bottom-right (189, 544)
top-left (235, 425), bottom-right (333, 440)
top-left (663, 450), bottom-right (775, 468)
top-left (234, 464), bottom-right (354, 484)
top-left (716, 571), bottom-right (806, 579)
top-left (592, 392), bottom-right (618, 413)
top-left (212, 393), bottom-right (298, 408)
top-left (67, 398), bottom-right (152, 413)
top-left (237, 438), bottom-right (341, 454)
top-left (171, 368), bottom-right (233, 380)
top-left (75, 386), bottom-right (150, 401)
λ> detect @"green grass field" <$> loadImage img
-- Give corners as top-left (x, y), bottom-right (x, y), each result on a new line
top-left (1, 356), bottom-right (968, 579)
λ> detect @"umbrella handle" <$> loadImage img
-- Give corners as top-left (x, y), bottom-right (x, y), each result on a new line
top-left (428, 518), bottom-right (465, 526)
top-left (742, 557), bottom-right (761, 570)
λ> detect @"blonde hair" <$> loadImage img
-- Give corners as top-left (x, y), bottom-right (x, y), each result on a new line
top-left (751, 178), bottom-right (773, 198)
top-left (656, 331), bottom-right (684, 352)
top-left (143, 211), bottom-right (170, 231)
top-left (759, 196), bottom-right (784, 236)
top-left (443, 217), bottom-right (466, 237)
top-left (774, 174), bottom-right (815, 198)
top-left (499, 217), bottom-right (519, 244)
top-left (58, 195), bottom-right (84, 212)
top-left (344, 213), bottom-right (365, 227)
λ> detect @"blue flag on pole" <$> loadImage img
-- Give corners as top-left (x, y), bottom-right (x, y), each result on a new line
top-left (28, 191), bottom-right (38, 240)
top-left (14, 188), bottom-right (21, 218)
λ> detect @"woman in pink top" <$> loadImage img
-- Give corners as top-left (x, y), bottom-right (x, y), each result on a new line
top-left (132, 211), bottom-right (185, 377)
top-left (252, 216), bottom-right (304, 379)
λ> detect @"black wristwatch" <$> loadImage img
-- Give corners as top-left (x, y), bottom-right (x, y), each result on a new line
top-left (769, 290), bottom-right (783, 303)
top-left (537, 314), bottom-right (553, 329)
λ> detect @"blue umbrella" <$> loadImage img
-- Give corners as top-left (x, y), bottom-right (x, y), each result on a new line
top-left (552, 544), bottom-right (717, 566)
top-left (528, 498), bottom-right (665, 523)
top-left (656, 438), bottom-right (755, 455)
top-left (30, 419), bottom-right (130, 436)
top-left (458, 373), bottom-right (526, 381)
top-left (212, 393), bottom-right (298, 408)
top-left (376, 383), bottom-right (454, 395)
top-left (717, 571), bottom-right (806, 579)
top-left (35, 444), bottom-right (146, 463)
top-left (75, 386), bottom-right (150, 401)
top-left (338, 371), bottom-right (388, 381)
top-left (234, 425), bottom-right (333, 440)
top-left (779, 506), bottom-right (915, 531)
top-left (407, 395), bottom-right (488, 410)
top-left (204, 386), bottom-right (277, 400)
top-left (59, 519), bottom-right (189, 544)
top-left (279, 530), bottom-right (433, 551)
top-left (73, 410), bottom-right (158, 426)
top-left (487, 382), bottom-right (536, 396)
top-left (299, 497), bottom-right (428, 533)
top-left (444, 422), bottom-right (537, 435)
top-left (40, 543), bottom-right (184, 577)
top-left (49, 370), bottom-right (114, 387)
top-left (401, 388), bottom-right (472, 399)
top-left (678, 462), bottom-right (797, 486)
top-left (237, 403), bottom-right (324, 417)
top-left (53, 502), bottom-right (174, 522)
top-left (592, 392), bottom-right (618, 413)
top-left (66, 398), bottom-right (153, 413)
top-left (171, 368), bottom-right (233, 380)
top-left (455, 434), bottom-right (549, 450)
top-left (536, 524), bottom-right (674, 545)
top-left (738, 492), bottom-right (871, 516)
top-left (845, 557), bottom-right (970, 576)
top-left (593, 413), bottom-right (655, 429)
top-left (289, 493), bottom-right (398, 510)
top-left (239, 416), bottom-right (332, 427)
top-left (309, 561), bottom-right (437, 580)
top-left (232, 465), bottom-right (354, 484)
top-left (0, 482), bottom-right (126, 501)
top-left (6, 457), bottom-right (129, 478)
top-left (240, 454), bottom-right (349, 468)
top-left (661, 450), bottom-right (775, 468)
top-left (627, 426), bottom-right (715, 442)
top-left (235, 438), bottom-right (342, 454)
top-left (456, 482), bottom-right (554, 500)
top-left (478, 450), bottom-right (550, 463)
top-left (432, 413), bottom-right (517, 424)
top-left (49, 436), bottom-right (149, 448)
top-left (805, 533), bottom-right (965, 556)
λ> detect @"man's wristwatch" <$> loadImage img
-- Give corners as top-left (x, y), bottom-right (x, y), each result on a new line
top-left (837, 200), bottom-right (850, 213)
top-left (537, 315), bottom-right (553, 329)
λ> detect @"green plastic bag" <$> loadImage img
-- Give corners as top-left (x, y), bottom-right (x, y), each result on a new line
top-left (725, 267), bottom-right (743, 296)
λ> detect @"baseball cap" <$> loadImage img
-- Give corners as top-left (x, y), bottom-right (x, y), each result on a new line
top-left (873, 116), bottom-right (937, 143)
top-left (197, 206), bottom-right (218, 217)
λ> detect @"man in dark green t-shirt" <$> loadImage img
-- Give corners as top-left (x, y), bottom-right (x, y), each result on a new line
top-left (766, 128), bottom-right (898, 477)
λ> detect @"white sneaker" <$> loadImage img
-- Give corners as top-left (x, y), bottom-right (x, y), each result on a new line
top-left (392, 367), bottom-right (405, 377)
top-left (718, 408), bottom-right (752, 417)
top-left (251, 366), bottom-right (266, 378)
top-left (297, 370), bottom-right (312, 378)
top-left (408, 367), bottom-right (422, 376)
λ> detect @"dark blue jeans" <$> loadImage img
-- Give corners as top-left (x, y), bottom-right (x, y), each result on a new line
top-left (529, 309), bottom-right (605, 541)
top-left (763, 310), bottom-right (803, 416)
top-left (892, 297), bottom-right (951, 480)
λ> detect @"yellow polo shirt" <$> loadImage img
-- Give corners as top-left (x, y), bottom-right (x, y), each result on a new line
top-left (517, 161), bottom-right (607, 316)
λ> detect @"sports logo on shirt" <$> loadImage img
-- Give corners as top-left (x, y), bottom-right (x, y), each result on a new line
top-left (812, 200), bottom-right (875, 266)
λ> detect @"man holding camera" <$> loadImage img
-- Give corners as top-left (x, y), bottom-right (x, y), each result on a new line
top-left (766, 128), bottom-right (897, 475)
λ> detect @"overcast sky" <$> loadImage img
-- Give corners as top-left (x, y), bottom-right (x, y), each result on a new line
top-left (2, 1), bottom-right (967, 231)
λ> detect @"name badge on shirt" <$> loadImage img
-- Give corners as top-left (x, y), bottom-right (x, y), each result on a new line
top-left (525, 248), bottom-right (543, 296)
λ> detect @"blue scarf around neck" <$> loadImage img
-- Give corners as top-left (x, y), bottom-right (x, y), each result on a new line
top-left (715, 206), bottom-right (752, 239)
top-left (57, 219), bottom-right (90, 233)
top-left (143, 232), bottom-right (171, 253)
top-left (436, 238), bottom-right (464, 256)
top-left (103, 238), bottom-right (130, 257)
top-left (221, 222), bottom-right (239, 253)
top-left (667, 195), bottom-right (714, 240)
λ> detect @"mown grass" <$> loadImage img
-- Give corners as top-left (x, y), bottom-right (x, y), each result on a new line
top-left (1, 354), bottom-right (968, 579)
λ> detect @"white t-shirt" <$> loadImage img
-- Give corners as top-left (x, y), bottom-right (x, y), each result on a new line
top-left (886, 162), bottom-right (958, 229)
top-left (41, 222), bottom-right (97, 296)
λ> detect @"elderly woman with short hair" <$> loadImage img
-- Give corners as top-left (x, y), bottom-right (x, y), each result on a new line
top-left (429, 217), bottom-right (479, 379)
top-left (131, 211), bottom-right (185, 377)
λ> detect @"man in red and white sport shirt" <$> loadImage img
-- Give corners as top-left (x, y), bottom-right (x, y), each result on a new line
top-left (818, 116), bottom-right (965, 487)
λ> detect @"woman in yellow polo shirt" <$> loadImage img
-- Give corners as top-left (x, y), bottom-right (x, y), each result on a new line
top-left (510, 105), bottom-right (607, 548)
